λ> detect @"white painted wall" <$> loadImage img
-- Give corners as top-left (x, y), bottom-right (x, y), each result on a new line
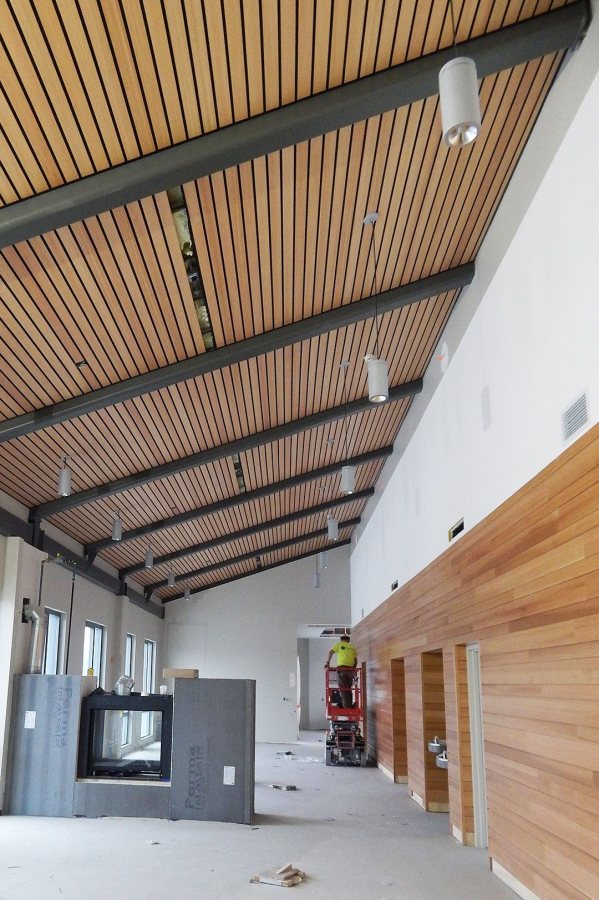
top-left (37, 560), bottom-right (164, 691)
top-left (165, 546), bottom-right (351, 742)
top-left (351, 14), bottom-right (599, 621)
top-left (0, 538), bottom-right (44, 807)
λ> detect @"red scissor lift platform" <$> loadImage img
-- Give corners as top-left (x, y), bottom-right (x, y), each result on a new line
top-left (325, 667), bottom-right (367, 766)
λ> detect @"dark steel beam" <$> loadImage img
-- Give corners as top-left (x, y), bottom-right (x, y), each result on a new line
top-left (152, 518), bottom-right (360, 598)
top-left (0, 2), bottom-right (588, 250)
top-left (0, 265), bottom-right (473, 444)
top-left (33, 384), bottom-right (419, 519)
top-left (85, 445), bottom-right (392, 555)
top-left (136, 488), bottom-right (374, 585)
top-left (163, 540), bottom-right (352, 604)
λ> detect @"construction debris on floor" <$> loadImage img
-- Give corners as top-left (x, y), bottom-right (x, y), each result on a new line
top-left (267, 783), bottom-right (297, 790)
top-left (251, 863), bottom-right (305, 888)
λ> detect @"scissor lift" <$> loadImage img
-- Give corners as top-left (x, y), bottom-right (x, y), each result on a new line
top-left (324, 666), bottom-right (367, 766)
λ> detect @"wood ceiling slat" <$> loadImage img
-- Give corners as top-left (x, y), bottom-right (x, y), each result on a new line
top-left (293, 140), bottom-right (311, 319)
top-left (222, 0), bottom-right (250, 123)
top-left (181, 0), bottom-right (217, 133)
top-left (260, 0), bottom-right (279, 110)
top-left (312, 0), bottom-right (333, 93)
top-left (281, 144), bottom-right (296, 328)
top-left (238, 163), bottom-right (264, 336)
top-left (241, 0), bottom-right (265, 117)
top-left (253, 159), bottom-right (274, 333)
top-left (143, 1), bottom-right (189, 141)
top-left (201, 0), bottom-right (234, 129)
top-left (227, 165), bottom-right (254, 338)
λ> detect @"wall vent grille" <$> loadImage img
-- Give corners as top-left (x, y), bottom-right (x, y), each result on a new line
top-left (448, 518), bottom-right (464, 542)
top-left (562, 393), bottom-right (588, 442)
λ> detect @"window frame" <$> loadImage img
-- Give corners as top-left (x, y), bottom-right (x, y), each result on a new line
top-left (82, 621), bottom-right (106, 687)
top-left (141, 639), bottom-right (157, 738)
top-left (124, 633), bottom-right (135, 679)
top-left (42, 608), bottom-right (64, 675)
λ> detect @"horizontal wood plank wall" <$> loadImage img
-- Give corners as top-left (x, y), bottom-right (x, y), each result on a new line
top-left (422, 651), bottom-right (449, 811)
top-left (353, 423), bottom-right (599, 896)
top-left (482, 615), bottom-right (599, 898)
top-left (391, 658), bottom-right (408, 782)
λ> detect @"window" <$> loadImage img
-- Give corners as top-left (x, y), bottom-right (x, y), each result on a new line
top-left (43, 609), bottom-right (63, 675)
top-left (124, 633), bottom-right (135, 678)
top-left (82, 622), bottom-right (105, 687)
top-left (121, 633), bottom-right (135, 746)
top-left (141, 640), bottom-right (156, 738)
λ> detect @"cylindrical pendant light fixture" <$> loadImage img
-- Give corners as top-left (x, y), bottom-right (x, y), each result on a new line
top-left (144, 546), bottom-right (154, 569)
top-left (327, 516), bottom-right (339, 541)
top-left (365, 354), bottom-right (389, 403)
top-left (313, 559), bottom-right (320, 589)
top-left (57, 455), bottom-right (72, 498)
top-left (341, 464), bottom-right (355, 495)
top-left (167, 572), bottom-right (175, 588)
top-left (318, 550), bottom-right (328, 570)
top-left (183, 587), bottom-right (191, 600)
top-left (111, 511), bottom-right (122, 542)
top-left (439, 56), bottom-right (481, 147)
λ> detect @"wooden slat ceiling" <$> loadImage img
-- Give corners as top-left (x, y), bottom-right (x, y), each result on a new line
top-left (0, 1), bottom-right (571, 599)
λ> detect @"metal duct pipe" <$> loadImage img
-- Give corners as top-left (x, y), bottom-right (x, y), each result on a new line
top-left (22, 605), bottom-right (47, 675)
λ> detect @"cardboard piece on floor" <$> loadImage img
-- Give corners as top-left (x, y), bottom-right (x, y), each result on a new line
top-left (250, 864), bottom-right (305, 887)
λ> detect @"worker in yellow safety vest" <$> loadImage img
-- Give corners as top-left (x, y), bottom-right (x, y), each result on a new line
top-left (324, 635), bottom-right (357, 708)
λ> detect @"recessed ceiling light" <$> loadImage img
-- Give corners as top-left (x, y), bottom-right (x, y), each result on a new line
top-left (75, 360), bottom-right (88, 369)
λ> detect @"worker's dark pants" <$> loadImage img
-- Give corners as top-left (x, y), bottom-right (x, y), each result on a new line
top-left (337, 667), bottom-right (354, 707)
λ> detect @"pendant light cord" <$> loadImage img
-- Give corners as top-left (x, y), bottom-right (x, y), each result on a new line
top-left (449, 0), bottom-right (458, 57)
top-left (369, 224), bottom-right (380, 360)
top-left (343, 364), bottom-right (349, 465)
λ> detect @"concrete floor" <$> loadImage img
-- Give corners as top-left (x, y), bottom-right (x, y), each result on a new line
top-left (0, 732), bottom-right (514, 900)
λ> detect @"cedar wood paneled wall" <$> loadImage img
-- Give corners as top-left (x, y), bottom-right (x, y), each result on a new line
top-left (353, 423), bottom-right (599, 898)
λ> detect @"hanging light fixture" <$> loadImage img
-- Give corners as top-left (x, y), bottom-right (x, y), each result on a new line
top-left (339, 361), bottom-right (355, 495)
top-left (183, 587), bottom-right (191, 601)
top-left (144, 546), bottom-right (154, 569)
top-left (340, 465), bottom-right (355, 495)
top-left (57, 455), bottom-right (72, 498)
top-left (318, 550), bottom-right (328, 570)
top-left (327, 515), bottom-right (339, 541)
top-left (363, 212), bottom-right (389, 404)
top-left (438, 0), bottom-right (481, 147)
top-left (167, 572), bottom-right (175, 588)
top-left (111, 511), bottom-right (123, 542)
